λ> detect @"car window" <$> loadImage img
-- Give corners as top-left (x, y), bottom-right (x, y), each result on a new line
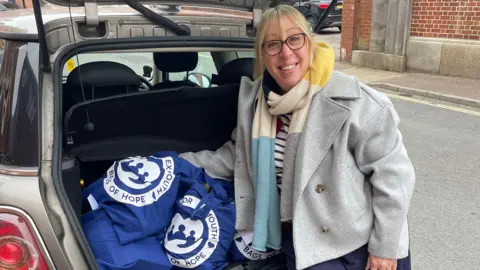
top-left (62, 51), bottom-right (218, 86)
top-left (236, 51), bottom-right (255, 59)
top-left (62, 52), bottom-right (153, 79)
top-left (0, 39), bottom-right (40, 167)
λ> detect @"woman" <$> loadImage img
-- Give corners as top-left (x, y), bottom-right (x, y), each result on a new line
top-left (181, 5), bottom-right (415, 270)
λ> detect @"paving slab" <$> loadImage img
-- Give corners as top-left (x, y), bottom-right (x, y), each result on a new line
top-left (334, 62), bottom-right (480, 108)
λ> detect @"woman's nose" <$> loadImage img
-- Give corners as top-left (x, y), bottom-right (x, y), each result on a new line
top-left (280, 43), bottom-right (293, 57)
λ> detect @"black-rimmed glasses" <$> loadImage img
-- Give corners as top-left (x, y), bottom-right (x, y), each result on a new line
top-left (262, 33), bottom-right (307, 56)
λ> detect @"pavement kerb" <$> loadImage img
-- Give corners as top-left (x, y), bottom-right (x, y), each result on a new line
top-left (367, 82), bottom-right (480, 109)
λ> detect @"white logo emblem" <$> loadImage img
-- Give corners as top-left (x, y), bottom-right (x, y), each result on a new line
top-left (233, 231), bottom-right (282, 260)
top-left (164, 195), bottom-right (220, 268)
top-left (103, 156), bottom-right (175, 206)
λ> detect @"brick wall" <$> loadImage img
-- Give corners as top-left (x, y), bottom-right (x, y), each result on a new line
top-left (340, 0), bottom-right (373, 61)
top-left (340, 0), bottom-right (356, 61)
top-left (411, 0), bottom-right (480, 40)
top-left (356, 0), bottom-right (372, 50)
top-left (14, 0), bottom-right (33, 8)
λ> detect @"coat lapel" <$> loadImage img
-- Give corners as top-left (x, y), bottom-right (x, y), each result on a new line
top-left (292, 71), bottom-right (361, 205)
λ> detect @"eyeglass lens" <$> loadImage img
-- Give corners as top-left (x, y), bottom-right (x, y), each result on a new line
top-left (263, 33), bottom-right (306, 55)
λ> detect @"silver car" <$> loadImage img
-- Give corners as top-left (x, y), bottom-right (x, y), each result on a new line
top-left (0, 0), bottom-right (296, 269)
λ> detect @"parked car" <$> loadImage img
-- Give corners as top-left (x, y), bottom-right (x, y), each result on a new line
top-left (0, 1), bottom-right (297, 269)
top-left (0, 1), bottom-right (19, 11)
top-left (294, 0), bottom-right (343, 32)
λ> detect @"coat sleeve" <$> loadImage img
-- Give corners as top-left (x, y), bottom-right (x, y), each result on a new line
top-left (179, 127), bottom-right (237, 181)
top-left (354, 104), bottom-right (415, 259)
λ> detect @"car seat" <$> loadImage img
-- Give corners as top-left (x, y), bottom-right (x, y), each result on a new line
top-left (211, 57), bottom-right (254, 86)
top-left (151, 52), bottom-right (200, 89)
top-left (64, 61), bottom-right (141, 112)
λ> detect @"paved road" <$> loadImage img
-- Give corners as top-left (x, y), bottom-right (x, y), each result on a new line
top-left (377, 89), bottom-right (480, 270)
top-left (314, 28), bottom-right (341, 61)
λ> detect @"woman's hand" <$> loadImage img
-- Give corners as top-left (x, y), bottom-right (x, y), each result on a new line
top-left (365, 254), bottom-right (397, 270)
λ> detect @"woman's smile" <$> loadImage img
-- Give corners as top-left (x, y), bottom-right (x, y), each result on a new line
top-left (278, 63), bottom-right (298, 72)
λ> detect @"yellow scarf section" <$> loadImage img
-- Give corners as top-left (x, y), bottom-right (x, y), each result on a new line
top-left (305, 41), bottom-right (335, 87)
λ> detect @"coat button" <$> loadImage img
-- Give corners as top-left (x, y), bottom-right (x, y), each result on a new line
top-left (321, 227), bottom-right (329, 233)
top-left (315, 184), bottom-right (325, 193)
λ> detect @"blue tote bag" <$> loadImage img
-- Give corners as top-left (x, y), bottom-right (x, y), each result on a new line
top-left (162, 171), bottom-right (236, 270)
top-left (82, 151), bottom-right (203, 245)
top-left (81, 208), bottom-right (172, 270)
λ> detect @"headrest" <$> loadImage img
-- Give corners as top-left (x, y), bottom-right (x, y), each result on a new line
top-left (211, 58), bottom-right (254, 85)
top-left (66, 61), bottom-right (141, 88)
top-left (153, 52), bottom-right (198, 72)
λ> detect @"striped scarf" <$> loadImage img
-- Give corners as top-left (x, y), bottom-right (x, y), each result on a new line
top-left (250, 41), bottom-right (335, 251)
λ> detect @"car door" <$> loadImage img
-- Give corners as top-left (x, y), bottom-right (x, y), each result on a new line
top-left (0, 34), bottom-right (59, 269)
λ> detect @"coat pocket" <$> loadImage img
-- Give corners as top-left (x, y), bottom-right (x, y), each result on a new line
top-left (348, 167), bottom-right (369, 217)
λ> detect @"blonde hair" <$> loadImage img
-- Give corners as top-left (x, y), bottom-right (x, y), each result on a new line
top-left (254, 5), bottom-right (316, 79)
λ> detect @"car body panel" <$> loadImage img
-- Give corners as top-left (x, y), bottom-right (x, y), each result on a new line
top-left (43, 13), bottom-right (252, 55)
top-left (0, 173), bottom-right (62, 270)
top-left (1, 5), bottom-right (255, 61)
top-left (0, 39), bottom-right (68, 270)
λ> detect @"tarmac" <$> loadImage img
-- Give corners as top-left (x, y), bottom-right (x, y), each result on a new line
top-left (334, 62), bottom-right (480, 108)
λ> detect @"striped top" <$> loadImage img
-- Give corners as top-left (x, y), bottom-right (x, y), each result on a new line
top-left (275, 113), bottom-right (292, 182)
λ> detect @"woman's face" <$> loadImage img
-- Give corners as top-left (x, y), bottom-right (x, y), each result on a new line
top-left (262, 16), bottom-right (310, 93)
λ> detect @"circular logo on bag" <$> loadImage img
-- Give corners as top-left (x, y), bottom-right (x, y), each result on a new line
top-left (164, 195), bottom-right (220, 268)
top-left (233, 231), bottom-right (282, 260)
top-left (103, 156), bottom-right (175, 206)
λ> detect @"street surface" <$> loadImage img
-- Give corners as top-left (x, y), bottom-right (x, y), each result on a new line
top-left (378, 89), bottom-right (480, 270)
top-left (314, 28), bottom-right (341, 61)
